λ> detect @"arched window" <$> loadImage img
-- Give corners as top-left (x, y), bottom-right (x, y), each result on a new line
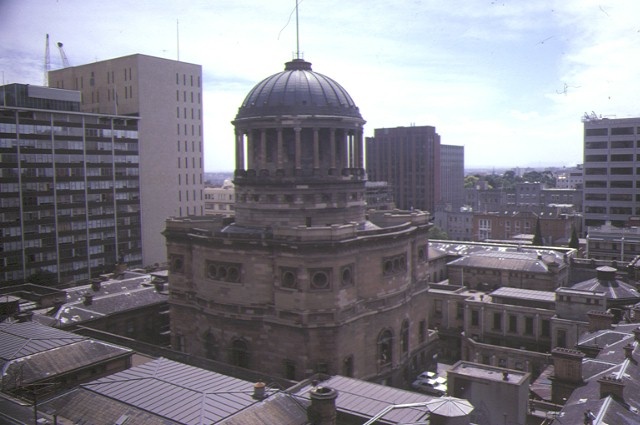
top-left (230, 338), bottom-right (250, 368)
top-left (343, 355), bottom-right (354, 377)
top-left (203, 331), bottom-right (218, 360)
top-left (400, 320), bottom-right (409, 354)
top-left (377, 329), bottom-right (393, 365)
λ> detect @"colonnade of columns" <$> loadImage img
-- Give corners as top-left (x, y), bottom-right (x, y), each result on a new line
top-left (234, 126), bottom-right (364, 172)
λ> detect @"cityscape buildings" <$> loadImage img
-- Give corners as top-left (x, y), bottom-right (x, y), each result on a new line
top-left (0, 83), bottom-right (142, 285)
top-left (439, 144), bottom-right (465, 210)
top-left (49, 54), bottom-right (205, 267)
top-left (366, 125), bottom-right (442, 213)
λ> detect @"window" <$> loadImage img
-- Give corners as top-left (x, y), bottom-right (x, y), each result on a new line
top-left (377, 329), bottom-right (393, 365)
top-left (493, 312), bottom-right (502, 331)
top-left (230, 339), bottom-right (250, 368)
top-left (471, 310), bottom-right (480, 327)
top-left (508, 314), bottom-right (517, 333)
top-left (525, 317), bottom-right (534, 335)
top-left (419, 320), bottom-right (426, 343)
top-left (343, 355), bottom-right (354, 377)
top-left (400, 320), bottom-right (409, 354)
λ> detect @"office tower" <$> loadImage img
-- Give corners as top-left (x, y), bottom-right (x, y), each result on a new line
top-left (366, 125), bottom-right (441, 213)
top-left (439, 144), bottom-right (465, 210)
top-left (0, 84), bottom-right (141, 285)
top-left (582, 116), bottom-right (640, 227)
top-left (165, 58), bottom-right (438, 382)
top-left (49, 54), bottom-right (204, 267)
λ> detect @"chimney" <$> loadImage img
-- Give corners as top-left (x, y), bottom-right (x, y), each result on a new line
top-left (551, 348), bottom-right (585, 404)
top-left (91, 279), bottom-right (101, 292)
top-left (252, 381), bottom-right (266, 400)
top-left (633, 327), bottom-right (640, 342)
top-left (307, 386), bottom-right (338, 425)
top-left (598, 375), bottom-right (625, 401)
top-left (623, 343), bottom-right (634, 360)
top-left (587, 310), bottom-right (614, 332)
top-left (154, 281), bottom-right (165, 293)
top-left (83, 293), bottom-right (93, 305)
top-left (502, 371), bottom-right (509, 381)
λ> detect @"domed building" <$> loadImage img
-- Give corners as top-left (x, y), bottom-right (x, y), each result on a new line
top-left (165, 58), bottom-right (437, 384)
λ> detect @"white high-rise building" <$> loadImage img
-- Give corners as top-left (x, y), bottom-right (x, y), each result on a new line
top-left (50, 54), bottom-right (205, 266)
top-left (582, 116), bottom-right (640, 228)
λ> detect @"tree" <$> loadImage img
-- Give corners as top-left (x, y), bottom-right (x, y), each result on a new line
top-left (569, 225), bottom-right (579, 249)
top-left (532, 218), bottom-right (543, 246)
top-left (428, 225), bottom-right (449, 240)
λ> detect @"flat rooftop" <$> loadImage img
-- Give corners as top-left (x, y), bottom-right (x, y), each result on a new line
top-left (447, 361), bottom-right (529, 385)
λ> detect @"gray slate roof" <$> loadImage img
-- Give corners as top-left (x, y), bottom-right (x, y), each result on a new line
top-left (291, 375), bottom-right (441, 424)
top-left (46, 357), bottom-right (274, 425)
top-left (551, 324), bottom-right (640, 425)
top-left (0, 321), bottom-right (131, 389)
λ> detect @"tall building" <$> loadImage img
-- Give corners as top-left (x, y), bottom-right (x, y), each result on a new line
top-left (439, 144), bottom-right (464, 210)
top-left (165, 57), bottom-right (438, 383)
top-left (49, 54), bottom-right (204, 266)
top-left (0, 83), bottom-right (142, 285)
top-left (582, 116), bottom-right (640, 228)
top-left (366, 125), bottom-right (441, 212)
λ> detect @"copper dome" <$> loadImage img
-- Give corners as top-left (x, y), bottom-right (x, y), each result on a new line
top-left (235, 59), bottom-right (362, 120)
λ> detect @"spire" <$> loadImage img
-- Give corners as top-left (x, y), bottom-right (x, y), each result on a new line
top-left (295, 0), bottom-right (302, 60)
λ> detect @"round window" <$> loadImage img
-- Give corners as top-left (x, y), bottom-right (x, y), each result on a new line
top-left (282, 271), bottom-right (297, 288)
top-left (227, 267), bottom-right (239, 282)
top-left (311, 271), bottom-right (329, 289)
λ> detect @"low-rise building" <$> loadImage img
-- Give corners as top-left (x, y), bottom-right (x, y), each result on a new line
top-left (447, 361), bottom-right (530, 425)
top-left (204, 179), bottom-right (235, 216)
top-left (0, 321), bottom-right (132, 401)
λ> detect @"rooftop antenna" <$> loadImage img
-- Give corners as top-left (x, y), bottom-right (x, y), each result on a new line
top-left (295, 0), bottom-right (301, 59)
top-left (176, 19), bottom-right (180, 61)
top-left (44, 34), bottom-right (51, 86)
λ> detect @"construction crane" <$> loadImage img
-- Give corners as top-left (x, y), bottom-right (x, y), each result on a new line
top-left (57, 42), bottom-right (71, 68)
top-left (43, 34), bottom-right (51, 85)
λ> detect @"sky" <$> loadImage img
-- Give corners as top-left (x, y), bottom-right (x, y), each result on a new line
top-left (2, 0), bottom-right (640, 172)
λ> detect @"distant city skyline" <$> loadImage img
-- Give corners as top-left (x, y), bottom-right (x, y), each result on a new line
top-left (2, 1), bottom-right (639, 171)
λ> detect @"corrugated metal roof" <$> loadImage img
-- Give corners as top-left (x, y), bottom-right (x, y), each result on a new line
top-left (292, 376), bottom-right (438, 424)
top-left (3, 339), bottom-right (132, 388)
top-left (448, 250), bottom-right (553, 273)
top-left (489, 286), bottom-right (556, 302)
top-left (82, 357), bottom-right (270, 425)
top-left (0, 321), bottom-right (86, 361)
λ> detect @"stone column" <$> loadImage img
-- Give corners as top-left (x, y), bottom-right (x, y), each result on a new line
top-left (313, 128), bottom-right (320, 170)
top-left (330, 129), bottom-right (336, 169)
top-left (277, 128), bottom-right (284, 169)
top-left (294, 127), bottom-right (302, 170)
top-left (235, 129), bottom-right (245, 170)
top-left (260, 129), bottom-right (267, 169)
top-left (245, 130), bottom-right (254, 169)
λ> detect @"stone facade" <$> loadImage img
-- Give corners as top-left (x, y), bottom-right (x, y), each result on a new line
top-left (166, 58), bottom-right (439, 385)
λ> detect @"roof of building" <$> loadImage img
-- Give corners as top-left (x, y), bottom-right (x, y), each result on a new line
top-left (447, 361), bottom-right (529, 385)
top-left (0, 321), bottom-right (132, 389)
top-left (570, 266), bottom-right (640, 301)
top-left (235, 59), bottom-right (362, 121)
top-left (33, 271), bottom-right (167, 326)
top-left (218, 392), bottom-right (309, 425)
top-left (551, 325), bottom-right (640, 424)
top-left (290, 375), bottom-right (447, 424)
top-left (447, 250), bottom-right (560, 273)
top-left (41, 357), bottom-right (276, 425)
top-left (489, 286), bottom-right (556, 303)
